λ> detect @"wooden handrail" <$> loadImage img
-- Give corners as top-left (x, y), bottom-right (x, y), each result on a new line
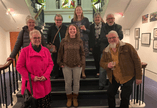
top-left (142, 62), bottom-right (147, 68)
top-left (0, 60), bottom-right (13, 71)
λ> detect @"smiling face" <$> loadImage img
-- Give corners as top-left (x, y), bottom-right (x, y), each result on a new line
top-left (69, 25), bottom-right (77, 38)
top-left (106, 14), bottom-right (115, 26)
top-left (27, 19), bottom-right (35, 31)
top-left (75, 6), bottom-right (83, 17)
top-left (107, 33), bottom-right (119, 47)
top-left (30, 32), bottom-right (41, 46)
top-left (55, 16), bottom-right (63, 27)
top-left (94, 14), bottom-right (101, 25)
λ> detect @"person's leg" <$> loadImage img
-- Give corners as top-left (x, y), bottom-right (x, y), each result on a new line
top-left (51, 53), bottom-right (59, 78)
top-left (120, 77), bottom-right (134, 108)
top-left (92, 46), bottom-right (101, 77)
top-left (107, 76), bottom-right (120, 108)
top-left (72, 66), bottom-right (82, 107)
top-left (99, 53), bottom-right (107, 89)
top-left (62, 66), bottom-right (73, 107)
top-left (81, 41), bottom-right (89, 79)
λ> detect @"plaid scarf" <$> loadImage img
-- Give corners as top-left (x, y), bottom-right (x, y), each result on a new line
top-left (95, 22), bottom-right (102, 39)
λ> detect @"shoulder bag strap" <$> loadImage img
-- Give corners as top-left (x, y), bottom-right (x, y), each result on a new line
top-left (52, 26), bottom-right (62, 44)
top-left (28, 73), bottom-right (33, 95)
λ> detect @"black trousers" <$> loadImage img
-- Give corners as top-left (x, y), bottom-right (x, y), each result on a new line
top-left (51, 52), bottom-right (62, 77)
top-left (107, 76), bottom-right (134, 108)
top-left (92, 46), bottom-right (101, 73)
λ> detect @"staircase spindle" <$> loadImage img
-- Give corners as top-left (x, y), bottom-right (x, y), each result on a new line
top-left (139, 84), bottom-right (141, 105)
top-left (11, 62), bottom-right (15, 94)
top-left (136, 85), bottom-right (139, 103)
top-left (133, 81), bottom-right (136, 104)
top-left (0, 70), bottom-right (4, 106)
top-left (15, 59), bottom-right (19, 91)
top-left (8, 66), bottom-right (13, 106)
top-left (2, 70), bottom-right (7, 108)
top-left (142, 68), bottom-right (145, 104)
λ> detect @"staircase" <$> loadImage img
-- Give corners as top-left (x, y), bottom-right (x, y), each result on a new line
top-left (12, 52), bottom-right (121, 108)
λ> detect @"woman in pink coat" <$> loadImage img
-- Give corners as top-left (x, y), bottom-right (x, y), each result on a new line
top-left (16, 29), bottom-right (54, 108)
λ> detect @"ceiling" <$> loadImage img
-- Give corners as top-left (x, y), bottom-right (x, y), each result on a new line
top-left (0, 0), bottom-right (30, 32)
top-left (102, 0), bottom-right (152, 29)
top-left (0, 0), bottom-right (152, 32)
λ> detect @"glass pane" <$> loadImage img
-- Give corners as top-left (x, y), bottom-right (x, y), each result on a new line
top-left (61, 0), bottom-right (76, 9)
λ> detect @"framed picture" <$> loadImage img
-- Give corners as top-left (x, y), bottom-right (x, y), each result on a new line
top-left (150, 12), bottom-right (157, 22)
top-left (142, 14), bottom-right (148, 23)
top-left (141, 33), bottom-right (151, 45)
top-left (154, 28), bottom-right (157, 38)
top-left (135, 39), bottom-right (139, 50)
top-left (153, 40), bottom-right (157, 50)
top-left (135, 28), bottom-right (140, 39)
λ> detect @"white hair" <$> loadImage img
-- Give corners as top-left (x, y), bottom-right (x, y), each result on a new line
top-left (106, 13), bottom-right (114, 19)
top-left (107, 30), bottom-right (119, 37)
top-left (26, 15), bottom-right (35, 24)
top-left (94, 13), bottom-right (101, 19)
top-left (29, 29), bottom-right (41, 39)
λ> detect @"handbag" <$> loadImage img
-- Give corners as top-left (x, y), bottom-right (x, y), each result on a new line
top-left (47, 27), bottom-right (62, 53)
top-left (21, 73), bottom-right (37, 108)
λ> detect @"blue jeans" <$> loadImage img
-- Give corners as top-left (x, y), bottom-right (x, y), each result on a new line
top-left (99, 54), bottom-right (107, 87)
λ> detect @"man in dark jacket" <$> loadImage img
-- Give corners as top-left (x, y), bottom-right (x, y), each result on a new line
top-left (99, 14), bottom-right (123, 90)
top-left (47, 14), bottom-right (67, 79)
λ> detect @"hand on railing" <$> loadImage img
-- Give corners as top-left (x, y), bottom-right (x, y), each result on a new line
top-left (7, 57), bottom-right (14, 61)
top-left (136, 79), bottom-right (142, 85)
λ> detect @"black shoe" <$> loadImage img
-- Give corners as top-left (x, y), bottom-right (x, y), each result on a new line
top-left (98, 86), bottom-right (104, 90)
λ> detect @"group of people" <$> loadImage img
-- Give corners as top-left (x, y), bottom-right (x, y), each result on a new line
top-left (8, 5), bottom-right (143, 108)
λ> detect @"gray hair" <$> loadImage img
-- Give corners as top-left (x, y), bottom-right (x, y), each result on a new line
top-left (94, 13), bottom-right (101, 19)
top-left (26, 15), bottom-right (35, 24)
top-left (54, 14), bottom-right (63, 21)
top-left (107, 30), bottom-right (118, 37)
top-left (29, 29), bottom-right (41, 39)
top-left (106, 13), bottom-right (114, 19)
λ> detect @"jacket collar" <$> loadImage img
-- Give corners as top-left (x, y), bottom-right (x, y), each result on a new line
top-left (28, 43), bottom-right (46, 57)
top-left (104, 40), bottom-right (125, 53)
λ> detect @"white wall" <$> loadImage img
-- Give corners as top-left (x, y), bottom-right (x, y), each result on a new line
top-left (0, 26), bottom-right (11, 64)
top-left (129, 0), bottom-right (157, 82)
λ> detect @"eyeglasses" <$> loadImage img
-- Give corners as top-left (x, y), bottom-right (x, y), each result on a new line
top-left (33, 37), bottom-right (41, 40)
top-left (107, 37), bottom-right (116, 40)
top-left (55, 19), bottom-right (62, 21)
top-left (107, 18), bottom-right (115, 20)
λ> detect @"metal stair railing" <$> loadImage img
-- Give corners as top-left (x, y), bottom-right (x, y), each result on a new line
top-left (0, 53), bottom-right (21, 108)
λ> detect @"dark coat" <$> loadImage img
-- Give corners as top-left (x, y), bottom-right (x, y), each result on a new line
top-left (47, 23), bottom-right (67, 51)
top-left (10, 26), bottom-right (46, 58)
top-left (100, 23), bottom-right (123, 52)
top-left (71, 17), bottom-right (90, 41)
top-left (89, 22), bottom-right (105, 49)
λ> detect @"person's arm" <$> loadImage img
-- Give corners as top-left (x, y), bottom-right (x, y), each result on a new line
top-left (79, 40), bottom-right (85, 67)
top-left (99, 27), bottom-right (108, 43)
top-left (89, 24), bottom-right (94, 49)
top-left (16, 48), bottom-right (35, 80)
top-left (10, 30), bottom-right (24, 58)
top-left (57, 39), bottom-right (64, 67)
top-left (100, 51), bottom-right (110, 71)
top-left (117, 25), bottom-right (123, 40)
top-left (82, 18), bottom-right (90, 33)
top-left (43, 49), bottom-right (54, 79)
